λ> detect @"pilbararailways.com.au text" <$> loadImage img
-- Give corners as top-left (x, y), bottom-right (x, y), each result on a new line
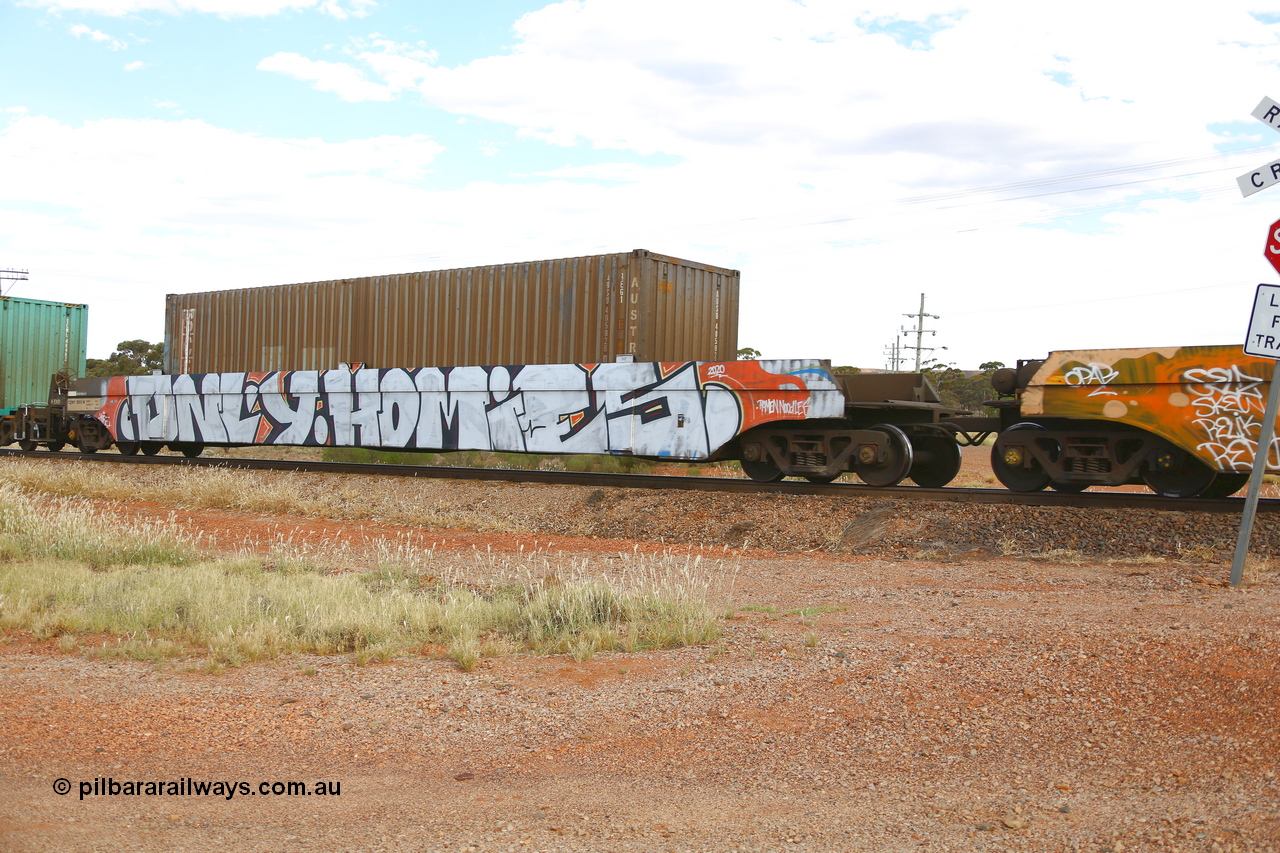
top-left (55, 777), bottom-right (341, 801)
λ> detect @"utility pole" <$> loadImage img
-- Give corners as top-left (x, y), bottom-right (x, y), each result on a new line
top-left (902, 292), bottom-right (942, 371)
top-left (0, 268), bottom-right (28, 296)
top-left (883, 338), bottom-right (905, 371)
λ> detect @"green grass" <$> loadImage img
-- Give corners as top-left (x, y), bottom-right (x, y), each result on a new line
top-left (783, 605), bottom-right (847, 618)
top-left (740, 604), bottom-right (777, 614)
top-left (0, 483), bottom-right (731, 667)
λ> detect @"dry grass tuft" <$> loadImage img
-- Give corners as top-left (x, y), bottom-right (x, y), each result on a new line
top-left (1241, 556), bottom-right (1277, 586)
top-left (0, 459), bottom-right (520, 534)
top-left (0, 484), bottom-right (734, 668)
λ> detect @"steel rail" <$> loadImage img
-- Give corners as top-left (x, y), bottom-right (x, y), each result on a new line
top-left (1, 448), bottom-right (1275, 514)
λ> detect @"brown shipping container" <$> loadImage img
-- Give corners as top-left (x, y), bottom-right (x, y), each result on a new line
top-left (164, 249), bottom-right (740, 374)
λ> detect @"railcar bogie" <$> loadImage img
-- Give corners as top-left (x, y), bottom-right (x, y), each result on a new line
top-left (728, 368), bottom-right (978, 485)
top-left (734, 421), bottom-right (916, 485)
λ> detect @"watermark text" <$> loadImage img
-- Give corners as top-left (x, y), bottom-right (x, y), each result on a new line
top-left (53, 777), bottom-right (341, 801)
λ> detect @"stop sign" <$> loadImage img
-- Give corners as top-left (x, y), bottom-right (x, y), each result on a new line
top-left (1267, 218), bottom-right (1280, 276)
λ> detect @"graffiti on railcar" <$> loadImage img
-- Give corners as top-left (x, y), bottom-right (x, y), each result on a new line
top-left (1062, 363), bottom-right (1119, 396)
top-left (94, 360), bottom-right (844, 459)
top-left (1183, 365), bottom-right (1272, 470)
top-left (1027, 345), bottom-right (1280, 472)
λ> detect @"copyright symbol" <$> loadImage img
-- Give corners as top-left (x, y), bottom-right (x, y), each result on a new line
top-left (52, 778), bottom-right (71, 796)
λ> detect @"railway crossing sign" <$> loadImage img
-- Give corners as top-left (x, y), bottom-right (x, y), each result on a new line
top-left (1244, 281), bottom-right (1280, 356)
top-left (1252, 95), bottom-right (1280, 130)
top-left (1237, 96), bottom-right (1280, 197)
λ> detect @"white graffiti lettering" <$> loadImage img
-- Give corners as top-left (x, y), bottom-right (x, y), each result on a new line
top-left (754, 398), bottom-right (810, 417)
top-left (1064, 363), bottom-right (1119, 397)
top-left (1184, 364), bottom-right (1278, 469)
top-left (100, 361), bottom-right (844, 461)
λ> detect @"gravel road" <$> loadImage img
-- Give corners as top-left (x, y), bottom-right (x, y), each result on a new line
top-left (1, 459), bottom-right (1277, 853)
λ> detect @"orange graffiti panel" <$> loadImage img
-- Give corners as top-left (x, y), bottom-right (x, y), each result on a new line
top-left (1031, 345), bottom-right (1280, 472)
top-left (697, 361), bottom-right (825, 434)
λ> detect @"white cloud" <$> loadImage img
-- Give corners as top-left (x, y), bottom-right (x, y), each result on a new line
top-left (69, 23), bottom-right (127, 50)
top-left (23, 0), bottom-right (374, 18)
top-left (533, 162), bottom-right (646, 182)
top-left (315, 0), bottom-right (374, 21)
top-left (258, 52), bottom-right (395, 102)
top-left (123, 60), bottom-right (147, 71)
top-left (278, 0), bottom-right (1278, 198)
top-left (352, 37), bottom-right (435, 88)
top-left (14, 0), bottom-right (1280, 368)
top-left (2, 105), bottom-right (1263, 366)
top-left (0, 113), bottom-right (444, 352)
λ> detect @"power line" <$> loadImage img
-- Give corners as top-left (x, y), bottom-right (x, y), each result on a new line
top-left (0, 268), bottom-right (29, 296)
top-left (949, 278), bottom-right (1254, 317)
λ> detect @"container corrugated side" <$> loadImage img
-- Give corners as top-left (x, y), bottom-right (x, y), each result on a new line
top-left (0, 296), bottom-right (89, 412)
top-left (632, 250), bottom-right (739, 364)
top-left (164, 249), bottom-right (739, 373)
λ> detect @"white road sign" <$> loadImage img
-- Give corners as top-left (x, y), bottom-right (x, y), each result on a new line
top-left (1245, 283), bottom-right (1280, 357)
top-left (1238, 159), bottom-right (1280, 197)
top-left (1252, 95), bottom-right (1280, 130)
top-left (1237, 96), bottom-right (1280, 197)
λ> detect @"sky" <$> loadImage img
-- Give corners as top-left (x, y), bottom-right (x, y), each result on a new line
top-left (6, 1), bottom-right (1280, 370)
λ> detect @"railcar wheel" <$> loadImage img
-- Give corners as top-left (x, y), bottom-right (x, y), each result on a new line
top-left (739, 435), bottom-right (785, 482)
top-left (116, 442), bottom-right (140, 457)
top-left (1049, 480), bottom-right (1089, 493)
top-left (855, 425), bottom-right (913, 488)
top-left (991, 423), bottom-right (1051, 492)
top-left (908, 435), bottom-right (962, 488)
top-left (804, 473), bottom-right (841, 484)
top-left (178, 443), bottom-right (205, 459)
top-left (46, 442), bottom-right (65, 452)
top-left (1201, 472), bottom-right (1250, 498)
top-left (740, 457), bottom-right (785, 483)
top-left (17, 439), bottom-right (36, 451)
top-left (140, 442), bottom-right (164, 456)
top-left (1141, 445), bottom-right (1216, 498)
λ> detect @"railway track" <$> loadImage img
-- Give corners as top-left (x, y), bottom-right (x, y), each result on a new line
top-left (1, 447), bottom-right (1276, 514)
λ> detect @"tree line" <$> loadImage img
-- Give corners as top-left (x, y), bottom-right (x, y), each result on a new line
top-left (86, 340), bottom-right (164, 377)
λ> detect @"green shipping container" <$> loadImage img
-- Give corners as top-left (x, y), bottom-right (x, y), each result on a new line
top-left (0, 296), bottom-right (88, 415)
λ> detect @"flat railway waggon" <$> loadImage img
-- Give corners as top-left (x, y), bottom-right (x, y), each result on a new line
top-left (0, 359), bottom-right (982, 488)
